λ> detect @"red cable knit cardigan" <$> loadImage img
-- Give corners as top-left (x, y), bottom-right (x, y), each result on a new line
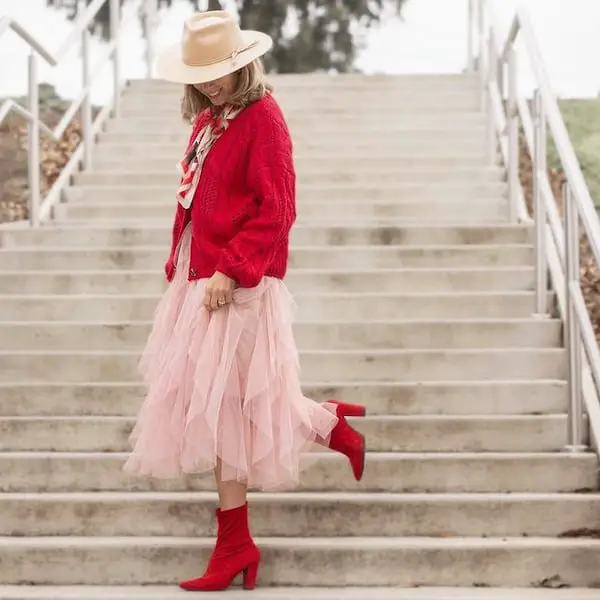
top-left (165, 93), bottom-right (296, 289)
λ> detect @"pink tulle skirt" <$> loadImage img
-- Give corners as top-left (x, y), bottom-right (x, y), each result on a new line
top-left (124, 225), bottom-right (338, 491)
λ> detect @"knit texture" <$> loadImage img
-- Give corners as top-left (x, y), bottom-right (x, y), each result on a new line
top-left (165, 93), bottom-right (296, 289)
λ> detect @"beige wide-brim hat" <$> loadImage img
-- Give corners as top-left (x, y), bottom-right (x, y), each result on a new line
top-left (155, 11), bottom-right (273, 85)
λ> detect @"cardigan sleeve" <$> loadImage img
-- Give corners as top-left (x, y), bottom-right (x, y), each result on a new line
top-left (215, 106), bottom-right (296, 288)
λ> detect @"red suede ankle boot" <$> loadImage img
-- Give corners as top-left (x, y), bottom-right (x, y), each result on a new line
top-left (326, 399), bottom-right (367, 418)
top-left (325, 401), bottom-right (366, 481)
top-left (179, 502), bottom-right (260, 592)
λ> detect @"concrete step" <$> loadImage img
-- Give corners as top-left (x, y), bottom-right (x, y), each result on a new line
top-left (0, 415), bottom-right (574, 453)
top-left (120, 91), bottom-right (481, 110)
top-left (127, 73), bottom-right (479, 88)
top-left (2, 535), bottom-right (599, 587)
top-left (0, 320), bottom-right (562, 351)
top-left (93, 140), bottom-right (488, 158)
top-left (0, 224), bottom-right (531, 248)
top-left (95, 142), bottom-right (486, 162)
top-left (92, 155), bottom-right (492, 172)
top-left (58, 200), bottom-right (508, 222)
top-left (126, 88), bottom-right (482, 104)
top-left (60, 215), bottom-right (511, 226)
top-left (0, 292), bottom-right (554, 321)
top-left (0, 268), bottom-right (537, 295)
top-left (103, 126), bottom-right (488, 142)
top-left (62, 182), bottom-right (507, 203)
top-left (0, 245), bottom-right (534, 271)
top-left (131, 83), bottom-right (480, 96)
top-left (99, 129), bottom-right (487, 146)
top-left (121, 94), bottom-right (482, 107)
top-left (0, 380), bottom-right (568, 417)
top-left (74, 167), bottom-right (504, 187)
top-left (0, 588), bottom-right (597, 600)
top-left (0, 348), bottom-right (566, 383)
top-left (104, 114), bottom-right (487, 134)
top-left (0, 452), bottom-right (594, 493)
top-left (126, 82), bottom-right (481, 98)
top-left (3, 491), bottom-right (598, 538)
top-left (119, 98), bottom-right (482, 114)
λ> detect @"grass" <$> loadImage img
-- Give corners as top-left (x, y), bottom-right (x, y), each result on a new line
top-left (553, 99), bottom-right (600, 208)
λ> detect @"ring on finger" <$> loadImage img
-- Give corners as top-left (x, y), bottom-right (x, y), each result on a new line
top-left (217, 297), bottom-right (226, 306)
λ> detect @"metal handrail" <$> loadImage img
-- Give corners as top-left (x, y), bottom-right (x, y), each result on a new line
top-left (468, 0), bottom-right (600, 453)
top-left (0, 0), bottom-right (122, 226)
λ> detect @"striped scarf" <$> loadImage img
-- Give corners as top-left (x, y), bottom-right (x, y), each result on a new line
top-left (176, 105), bottom-right (243, 209)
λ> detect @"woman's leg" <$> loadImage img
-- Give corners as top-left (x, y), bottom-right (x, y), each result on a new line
top-left (179, 461), bottom-right (259, 592)
top-left (214, 459), bottom-right (248, 510)
top-left (179, 468), bottom-right (258, 592)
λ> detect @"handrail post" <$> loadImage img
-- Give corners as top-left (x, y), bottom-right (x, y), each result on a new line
top-left (27, 52), bottom-right (41, 228)
top-left (477, 0), bottom-right (486, 89)
top-left (507, 46), bottom-right (519, 222)
top-left (532, 89), bottom-right (548, 315)
top-left (110, 0), bottom-right (121, 118)
top-left (496, 38), bottom-right (504, 96)
top-left (485, 34), bottom-right (498, 165)
top-left (467, 0), bottom-right (474, 72)
top-left (563, 181), bottom-right (586, 452)
top-left (81, 27), bottom-right (93, 170)
top-left (143, 0), bottom-right (158, 78)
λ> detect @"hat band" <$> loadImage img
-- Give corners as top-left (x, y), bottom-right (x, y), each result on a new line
top-left (183, 39), bottom-right (260, 68)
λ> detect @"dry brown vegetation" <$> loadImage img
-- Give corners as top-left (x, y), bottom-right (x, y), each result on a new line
top-left (0, 84), bottom-right (84, 223)
top-left (519, 136), bottom-right (600, 343)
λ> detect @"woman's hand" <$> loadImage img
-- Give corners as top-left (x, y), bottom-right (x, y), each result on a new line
top-left (204, 271), bottom-right (237, 312)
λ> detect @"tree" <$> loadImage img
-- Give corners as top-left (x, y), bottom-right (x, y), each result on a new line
top-left (47, 0), bottom-right (407, 73)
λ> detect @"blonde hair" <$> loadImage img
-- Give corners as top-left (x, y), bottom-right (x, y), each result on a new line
top-left (181, 59), bottom-right (273, 122)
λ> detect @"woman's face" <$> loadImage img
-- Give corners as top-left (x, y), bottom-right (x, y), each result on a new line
top-left (194, 73), bottom-right (237, 106)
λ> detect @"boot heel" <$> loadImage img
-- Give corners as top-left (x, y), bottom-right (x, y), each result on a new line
top-left (328, 400), bottom-right (366, 418)
top-left (242, 561), bottom-right (259, 590)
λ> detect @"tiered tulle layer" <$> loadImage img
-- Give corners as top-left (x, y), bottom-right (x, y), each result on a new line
top-left (124, 225), bottom-right (338, 491)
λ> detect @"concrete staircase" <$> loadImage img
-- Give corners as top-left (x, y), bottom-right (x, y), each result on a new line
top-left (1, 73), bottom-right (600, 596)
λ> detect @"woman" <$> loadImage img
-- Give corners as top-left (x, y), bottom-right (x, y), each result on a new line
top-left (124, 10), bottom-right (366, 592)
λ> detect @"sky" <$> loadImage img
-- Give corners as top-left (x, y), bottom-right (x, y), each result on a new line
top-left (0, 0), bottom-right (598, 105)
